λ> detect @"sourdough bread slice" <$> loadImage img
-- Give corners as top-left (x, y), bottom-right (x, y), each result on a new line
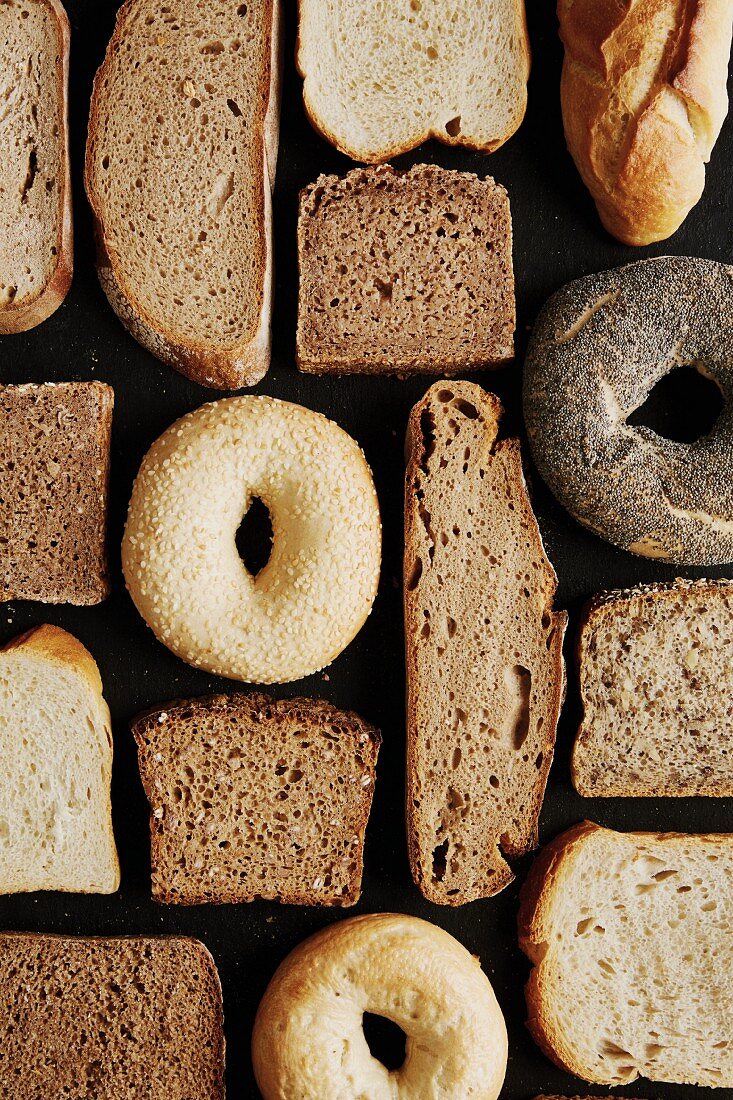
top-left (0, 0), bottom-right (72, 333)
top-left (85, 0), bottom-right (281, 389)
top-left (297, 165), bottom-right (515, 376)
top-left (573, 578), bottom-right (733, 797)
top-left (0, 933), bottom-right (224, 1096)
top-left (0, 625), bottom-right (119, 894)
top-left (519, 821), bottom-right (733, 1088)
top-left (404, 382), bottom-right (566, 904)
top-left (297, 0), bottom-right (530, 163)
top-left (133, 693), bottom-right (381, 905)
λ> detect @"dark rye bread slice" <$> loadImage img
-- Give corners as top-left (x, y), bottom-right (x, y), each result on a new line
top-left (133, 693), bottom-right (381, 906)
top-left (573, 578), bottom-right (733, 797)
top-left (0, 933), bottom-right (224, 1097)
top-left (404, 382), bottom-right (567, 904)
top-left (297, 164), bottom-right (515, 376)
top-left (0, 383), bottom-right (113, 604)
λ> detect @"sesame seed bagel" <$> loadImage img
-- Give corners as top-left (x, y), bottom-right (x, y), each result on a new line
top-left (122, 396), bottom-right (381, 684)
top-left (524, 256), bottom-right (733, 565)
top-left (251, 912), bottom-right (507, 1099)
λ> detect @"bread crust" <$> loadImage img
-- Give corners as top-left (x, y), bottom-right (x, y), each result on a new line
top-left (0, 0), bottom-right (73, 334)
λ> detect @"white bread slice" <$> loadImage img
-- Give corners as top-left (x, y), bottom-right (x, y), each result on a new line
top-left (296, 0), bottom-right (530, 163)
top-left (0, 0), bottom-right (72, 334)
top-left (519, 821), bottom-right (733, 1088)
top-left (0, 625), bottom-right (119, 894)
top-left (85, 0), bottom-right (281, 389)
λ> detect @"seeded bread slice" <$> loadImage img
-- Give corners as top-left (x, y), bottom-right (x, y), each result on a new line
top-left (404, 382), bottom-right (567, 904)
top-left (573, 578), bottom-right (733, 797)
top-left (85, 0), bottom-right (281, 390)
top-left (297, 164), bottom-right (515, 376)
top-left (133, 693), bottom-right (381, 906)
top-left (0, 933), bottom-right (225, 1097)
top-left (0, 0), bottom-right (72, 333)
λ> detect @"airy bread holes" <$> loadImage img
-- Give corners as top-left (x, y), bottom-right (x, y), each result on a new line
top-left (504, 664), bottom-right (531, 749)
top-left (362, 1013), bottom-right (407, 1071)
top-left (627, 363), bottom-right (723, 444)
top-left (445, 115), bottom-right (462, 137)
top-left (235, 497), bottom-right (273, 577)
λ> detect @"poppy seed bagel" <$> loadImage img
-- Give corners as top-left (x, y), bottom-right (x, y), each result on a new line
top-left (523, 256), bottom-right (733, 565)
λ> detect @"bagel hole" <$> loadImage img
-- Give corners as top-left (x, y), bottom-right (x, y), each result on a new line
top-left (627, 364), bottom-right (723, 444)
top-left (362, 1013), bottom-right (407, 1071)
top-left (236, 497), bottom-right (273, 576)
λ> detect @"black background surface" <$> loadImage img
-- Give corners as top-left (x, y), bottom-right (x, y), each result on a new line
top-left (3, 2), bottom-right (733, 1097)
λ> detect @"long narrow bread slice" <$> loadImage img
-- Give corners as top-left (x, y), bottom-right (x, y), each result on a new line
top-left (0, 0), bottom-right (72, 333)
top-left (0, 933), bottom-right (224, 1096)
top-left (573, 578), bottom-right (733, 797)
top-left (404, 382), bottom-right (566, 904)
top-left (133, 693), bottom-right (381, 905)
top-left (0, 625), bottom-right (119, 893)
top-left (297, 0), bottom-right (530, 163)
top-left (85, 0), bottom-right (280, 389)
top-left (519, 821), bottom-right (733, 1088)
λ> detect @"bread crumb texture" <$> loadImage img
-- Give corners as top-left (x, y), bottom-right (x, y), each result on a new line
top-left (0, 382), bottom-right (113, 603)
top-left (404, 382), bottom-right (566, 904)
top-left (0, 933), bottom-right (224, 1097)
top-left (297, 164), bottom-right (515, 375)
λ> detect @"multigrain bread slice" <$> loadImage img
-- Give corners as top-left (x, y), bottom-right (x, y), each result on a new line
top-left (404, 382), bottom-right (567, 904)
top-left (85, 0), bottom-right (281, 390)
top-left (0, 0), bottom-right (72, 333)
top-left (297, 165), bottom-right (515, 376)
top-left (133, 693), bottom-right (381, 905)
top-left (0, 382), bottom-right (113, 604)
top-left (0, 625), bottom-right (119, 894)
top-left (297, 0), bottom-right (530, 163)
top-left (573, 578), bottom-right (733, 797)
top-left (519, 821), bottom-right (733, 1088)
top-left (0, 933), bottom-right (225, 1097)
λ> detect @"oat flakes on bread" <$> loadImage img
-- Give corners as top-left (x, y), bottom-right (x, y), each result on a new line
top-left (404, 382), bottom-right (566, 904)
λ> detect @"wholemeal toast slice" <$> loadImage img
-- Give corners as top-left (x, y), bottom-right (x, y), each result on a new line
top-left (85, 0), bottom-right (281, 389)
top-left (573, 579), bottom-right (733, 797)
top-left (0, 625), bottom-right (119, 894)
top-left (297, 165), bottom-right (515, 376)
top-left (133, 693), bottom-right (381, 905)
top-left (297, 0), bottom-right (530, 163)
top-left (519, 821), bottom-right (733, 1088)
top-left (0, 0), bottom-right (72, 333)
top-left (404, 382), bottom-right (566, 904)
top-left (0, 382), bottom-right (113, 604)
top-left (0, 933), bottom-right (224, 1096)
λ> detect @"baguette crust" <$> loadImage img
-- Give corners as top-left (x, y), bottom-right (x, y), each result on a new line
top-left (558, 0), bottom-right (733, 245)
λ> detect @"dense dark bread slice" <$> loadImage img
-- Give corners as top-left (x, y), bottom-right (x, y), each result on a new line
top-left (574, 578), bottom-right (733, 797)
top-left (0, 933), bottom-right (224, 1097)
top-left (0, 383), bottom-right (113, 604)
top-left (297, 164), bottom-right (515, 376)
top-left (133, 693), bottom-right (381, 905)
top-left (404, 382), bottom-right (566, 904)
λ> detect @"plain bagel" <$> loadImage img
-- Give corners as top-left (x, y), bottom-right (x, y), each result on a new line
top-left (251, 912), bottom-right (507, 1099)
top-left (524, 256), bottom-right (733, 565)
top-left (122, 396), bottom-right (381, 684)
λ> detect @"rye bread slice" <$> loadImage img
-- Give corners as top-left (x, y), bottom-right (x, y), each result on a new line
top-left (133, 693), bottom-right (381, 906)
top-left (0, 382), bottom-right (113, 604)
top-left (297, 164), bottom-right (515, 376)
top-left (0, 932), bottom-right (225, 1097)
top-left (404, 382), bottom-right (566, 904)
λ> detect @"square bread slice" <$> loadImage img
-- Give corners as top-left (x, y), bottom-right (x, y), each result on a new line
top-left (0, 625), bottom-right (119, 894)
top-left (297, 165), bottom-right (515, 376)
top-left (0, 933), bottom-right (224, 1097)
top-left (0, 382), bottom-right (113, 604)
top-left (404, 382), bottom-right (567, 904)
top-left (133, 693), bottom-right (381, 905)
top-left (573, 578), bottom-right (733, 796)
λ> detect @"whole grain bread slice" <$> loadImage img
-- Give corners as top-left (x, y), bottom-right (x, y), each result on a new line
top-left (404, 382), bottom-right (566, 904)
top-left (0, 932), bottom-right (224, 1097)
top-left (133, 692), bottom-right (381, 906)
top-left (0, 0), bottom-right (72, 333)
top-left (85, 0), bottom-right (281, 389)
